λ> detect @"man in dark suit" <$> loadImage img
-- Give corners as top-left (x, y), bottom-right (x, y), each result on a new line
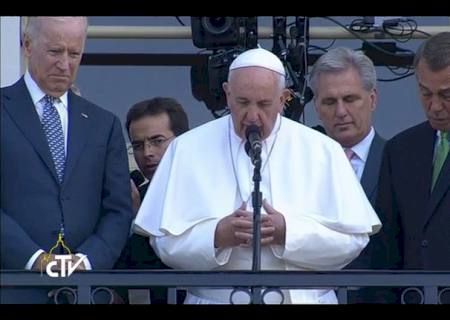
top-left (115, 97), bottom-right (189, 304)
top-left (310, 47), bottom-right (386, 302)
top-left (1, 17), bottom-right (132, 303)
top-left (376, 32), bottom-right (450, 296)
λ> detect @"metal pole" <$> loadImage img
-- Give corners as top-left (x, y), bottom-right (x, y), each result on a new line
top-left (87, 25), bottom-right (450, 40)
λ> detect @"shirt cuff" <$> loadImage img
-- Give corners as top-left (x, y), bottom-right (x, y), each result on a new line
top-left (214, 247), bottom-right (232, 265)
top-left (270, 245), bottom-right (285, 259)
top-left (25, 249), bottom-right (45, 270)
top-left (75, 253), bottom-right (92, 270)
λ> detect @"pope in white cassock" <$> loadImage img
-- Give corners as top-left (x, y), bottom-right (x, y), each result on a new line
top-left (134, 47), bottom-right (381, 304)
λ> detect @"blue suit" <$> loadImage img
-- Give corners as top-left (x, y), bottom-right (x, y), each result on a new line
top-left (1, 78), bottom-right (132, 303)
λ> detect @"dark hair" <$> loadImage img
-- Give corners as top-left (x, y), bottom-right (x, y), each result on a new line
top-left (126, 97), bottom-right (189, 139)
top-left (414, 32), bottom-right (450, 72)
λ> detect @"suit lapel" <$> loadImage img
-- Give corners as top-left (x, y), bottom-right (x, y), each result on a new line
top-left (62, 92), bottom-right (90, 186)
top-left (360, 132), bottom-right (386, 204)
top-left (3, 78), bottom-right (60, 183)
top-left (426, 147), bottom-right (450, 226)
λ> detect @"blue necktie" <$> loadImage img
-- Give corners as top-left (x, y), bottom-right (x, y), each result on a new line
top-left (41, 95), bottom-right (65, 183)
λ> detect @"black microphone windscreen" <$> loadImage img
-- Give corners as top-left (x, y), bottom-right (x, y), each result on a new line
top-left (130, 169), bottom-right (145, 187)
top-left (244, 140), bottom-right (252, 157)
top-left (245, 125), bottom-right (261, 140)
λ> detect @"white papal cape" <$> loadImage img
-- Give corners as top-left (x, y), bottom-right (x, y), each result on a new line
top-left (134, 114), bottom-right (381, 304)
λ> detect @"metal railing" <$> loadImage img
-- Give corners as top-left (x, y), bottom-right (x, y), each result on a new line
top-left (2, 270), bottom-right (450, 304)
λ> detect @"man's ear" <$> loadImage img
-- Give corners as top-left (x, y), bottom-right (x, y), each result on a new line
top-left (222, 82), bottom-right (229, 95)
top-left (370, 88), bottom-right (378, 112)
top-left (312, 97), bottom-right (325, 121)
top-left (222, 82), bottom-right (231, 106)
top-left (23, 34), bottom-right (32, 58)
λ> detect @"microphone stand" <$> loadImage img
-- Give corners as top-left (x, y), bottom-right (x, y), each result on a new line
top-left (248, 147), bottom-right (263, 304)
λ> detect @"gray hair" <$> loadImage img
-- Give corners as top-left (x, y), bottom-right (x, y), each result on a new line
top-left (414, 32), bottom-right (450, 72)
top-left (309, 47), bottom-right (377, 95)
top-left (25, 16), bottom-right (88, 40)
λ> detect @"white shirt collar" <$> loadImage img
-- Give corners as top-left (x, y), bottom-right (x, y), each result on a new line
top-left (348, 127), bottom-right (375, 163)
top-left (24, 70), bottom-right (68, 108)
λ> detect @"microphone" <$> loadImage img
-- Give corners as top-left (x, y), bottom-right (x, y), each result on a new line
top-left (130, 169), bottom-right (145, 187)
top-left (245, 125), bottom-right (262, 155)
top-left (245, 125), bottom-right (262, 167)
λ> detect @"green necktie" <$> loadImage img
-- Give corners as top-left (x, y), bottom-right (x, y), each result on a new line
top-left (432, 131), bottom-right (449, 190)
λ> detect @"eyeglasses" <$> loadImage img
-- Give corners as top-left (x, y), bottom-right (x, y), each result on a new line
top-left (130, 136), bottom-right (174, 152)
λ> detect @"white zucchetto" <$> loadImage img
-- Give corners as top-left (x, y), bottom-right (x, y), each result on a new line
top-left (229, 47), bottom-right (286, 77)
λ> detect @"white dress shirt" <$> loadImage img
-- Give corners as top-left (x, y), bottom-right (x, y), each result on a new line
top-left (345, 127), bottom-right (375, 181)
top-left (23, 71), bottom-right (91, 271)
top-left (24, 71), bottom-right (69, 155)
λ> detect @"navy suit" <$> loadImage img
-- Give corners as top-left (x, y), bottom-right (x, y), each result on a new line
top-left (115, 182), bottom-right (173, 304)
top-left (347, 132), bottom-right (386, 270)
top-left (311, 126), bottom-right (386, 272)
top-left (376, 121), bottom-right (450, 271)
top-left (341, 132), bottom-right (390, 303)
top-left (1, 78), bottom-right (132, 303)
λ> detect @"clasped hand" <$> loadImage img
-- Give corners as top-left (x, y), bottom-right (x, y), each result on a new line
top-left (32, 253), bottom-right (86, 271)
top-left (214, 200), bottom-right (286, 248)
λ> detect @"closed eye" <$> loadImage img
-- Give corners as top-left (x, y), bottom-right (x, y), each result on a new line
top-left (321, 98), bottom-right (336, 106)
top-left (343, 95), bottom-right (359, 103)
top-left (237, 99), bottom-right (250, 106)
top-left (439, 90), bottom-right (450, 101)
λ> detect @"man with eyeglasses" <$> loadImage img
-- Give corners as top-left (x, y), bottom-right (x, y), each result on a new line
top-left (127, 98), bottom-right (188, 196)
top-left (115, 97), bottom-right (189, 304)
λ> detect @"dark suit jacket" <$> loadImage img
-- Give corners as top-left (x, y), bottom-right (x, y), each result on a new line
top-left (1, 78), bottom-right (132, 303)
top-left (341, 132), bottom-right (391, 303)
top-left (376, 121), bottom-right (450, 271)
top-left (311, 126), bottom-right (386, 271)
top-left (115, 182), bottom-right (179, 304)
top-left (116, 182), bottom-right (167, 273)
top-left (347, 132), bottom-right (386, 270)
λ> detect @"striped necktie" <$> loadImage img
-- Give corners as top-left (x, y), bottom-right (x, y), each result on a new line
top-left (431, 131), bottom-right (449, 190)
top-left (344, 148), bottom-right (358, 174)
top-left (41, 95), bottom-right (65, 184)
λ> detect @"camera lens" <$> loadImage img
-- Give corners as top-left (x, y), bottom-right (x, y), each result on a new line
top-left (201, 17), bottom-right (233, 35)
